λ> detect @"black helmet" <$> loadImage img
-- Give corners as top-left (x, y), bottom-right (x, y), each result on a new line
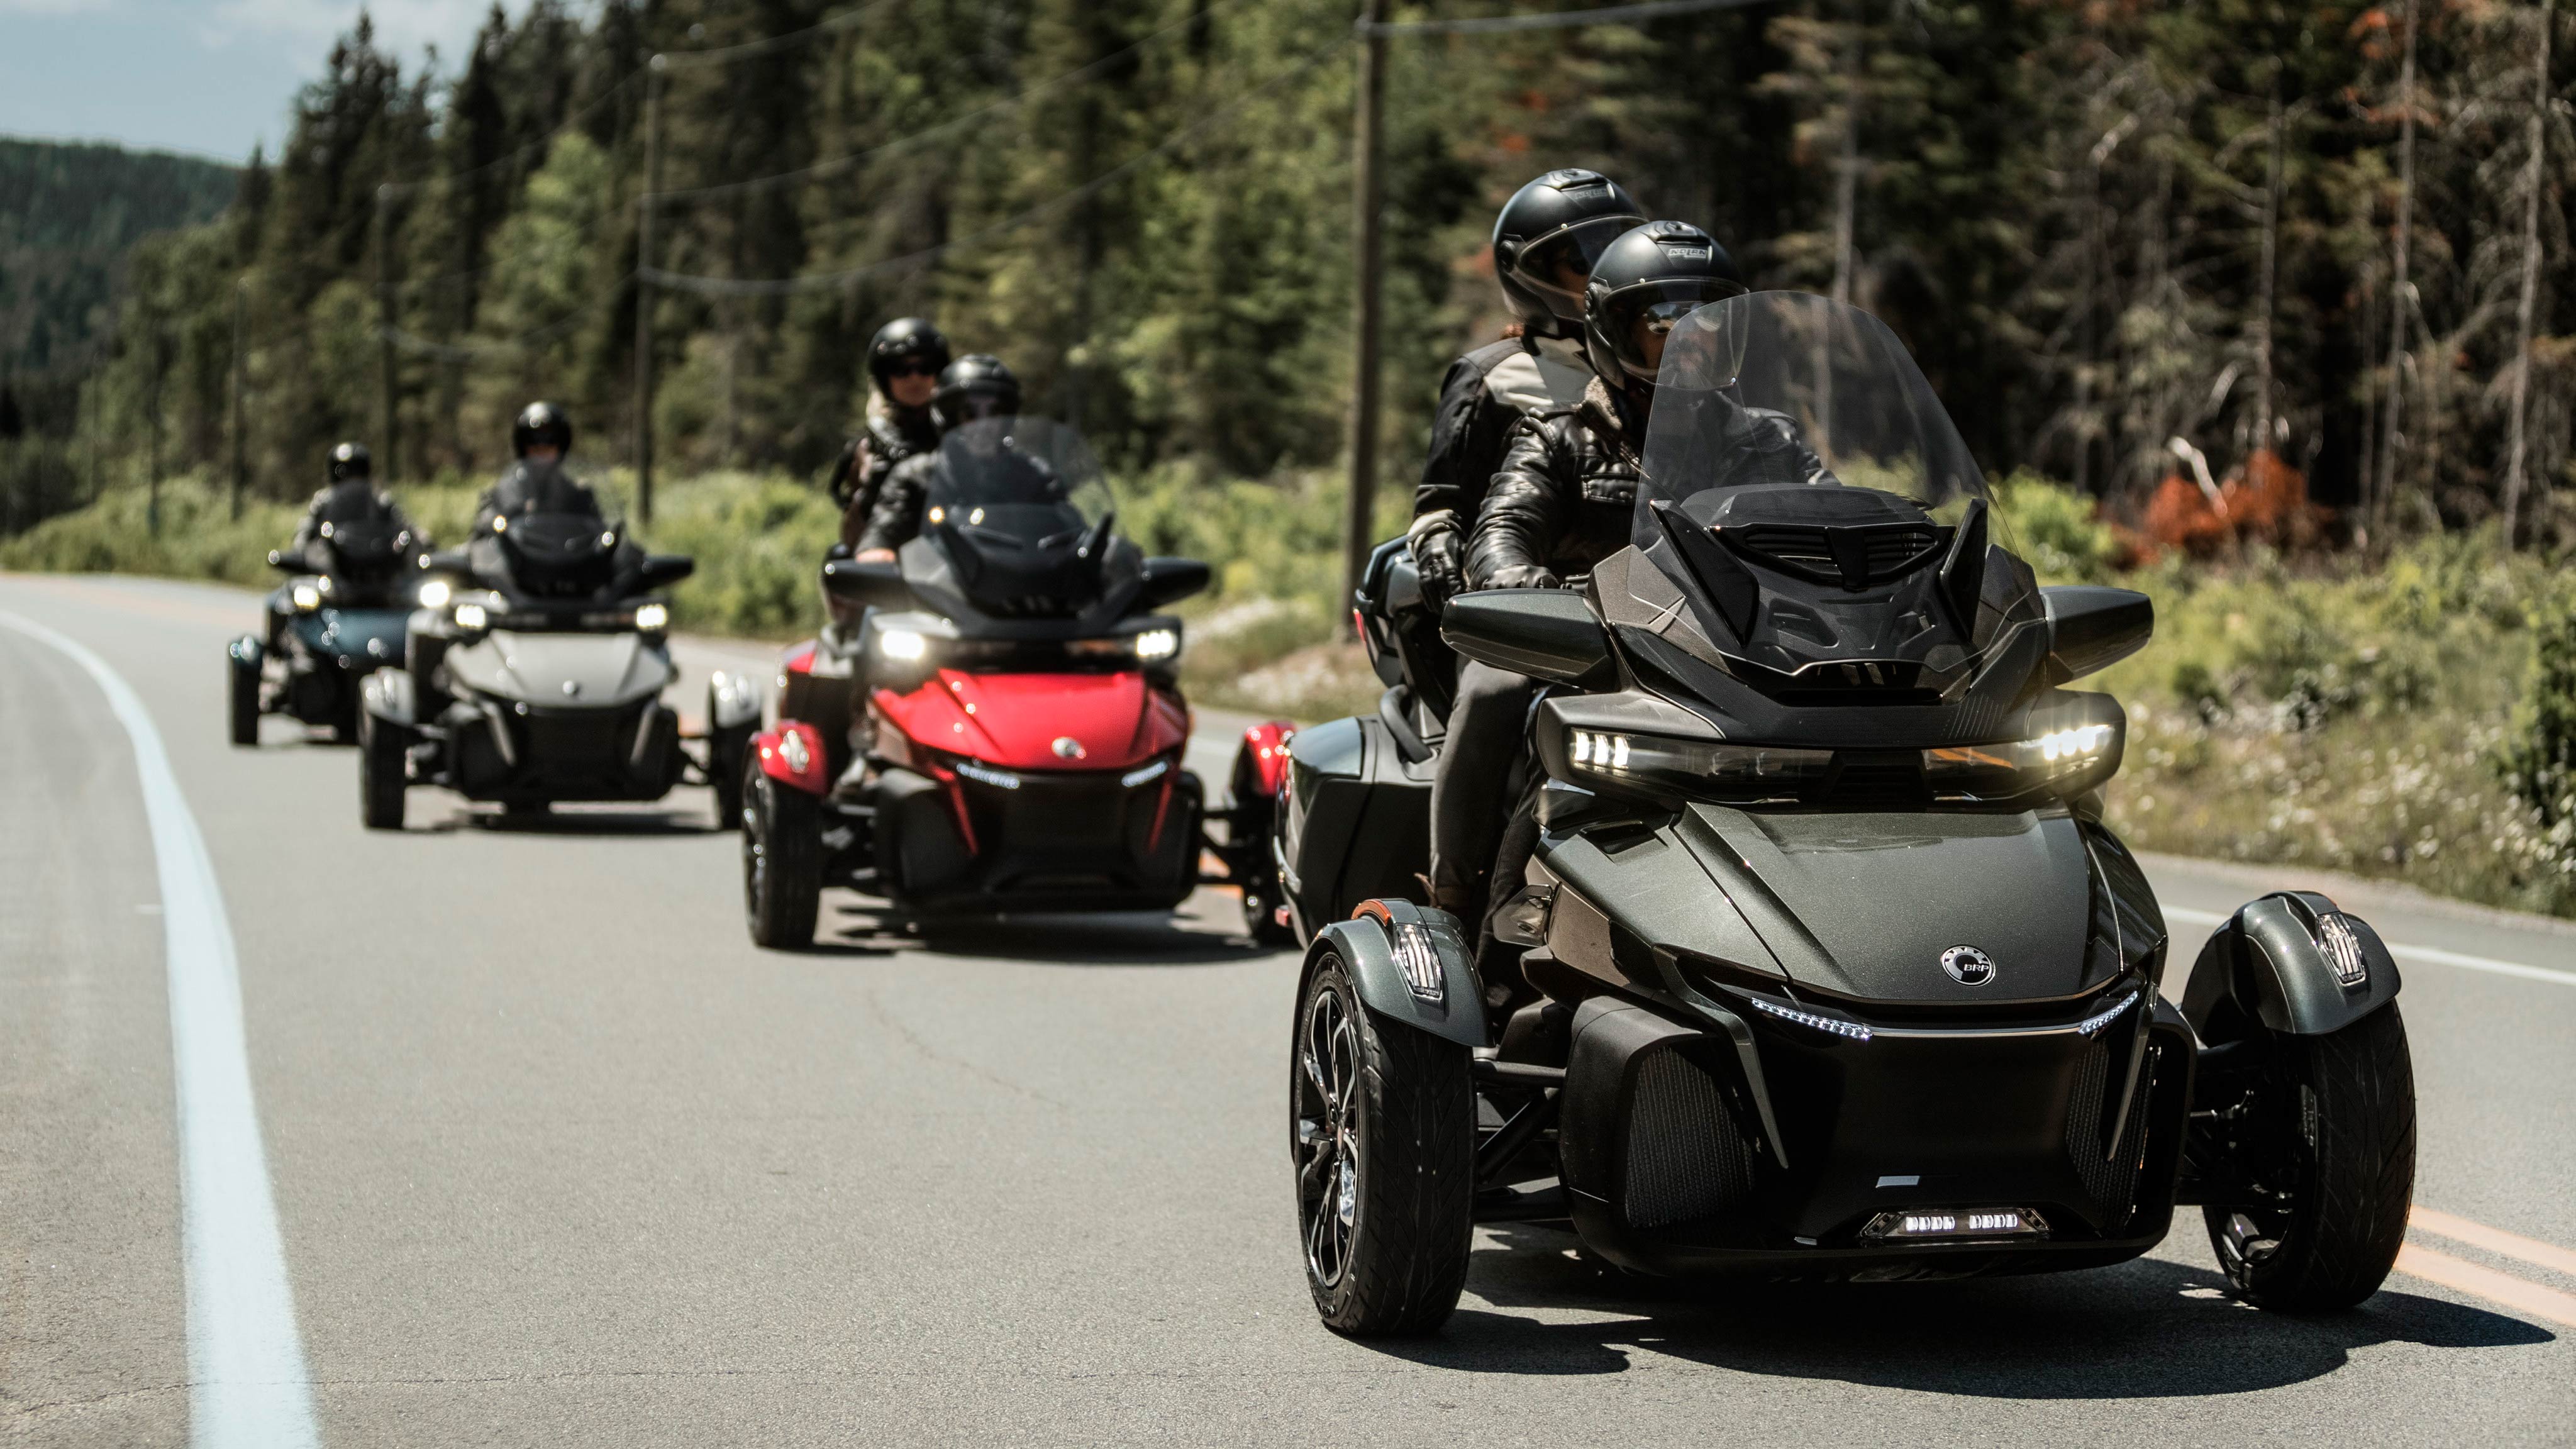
top-left (513, 401), bottom-right (573, 457)
top-left (933, 355), bottom-right (1021, 430)
top-left (328, 441), bottom-right (373, 482)
top-left (1492, 169), bottom-right (1647, 341)
top-left (868, 318), bottom-right (953, 397)
top-left (1582, 221), bottom-right (1746, 391)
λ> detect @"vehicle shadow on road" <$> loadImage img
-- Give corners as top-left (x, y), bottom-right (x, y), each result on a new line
top-left (431, 806), bottom-right (719, 836)
top-left (806, 897), bottom-right (1280, 966)
top-left (1352, 1227), bottom-right (2553, 1396)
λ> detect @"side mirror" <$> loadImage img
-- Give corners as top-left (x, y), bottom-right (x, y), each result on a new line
top-left (2042, 585), bottom-right (2153, 682)
top-left (821, 555), bottom-right (912, 609)
top-left (825, 541), bottom-right (855, 563)
top-left (637, 554), bottom-right (696, 589)
top-left (1138, 556), bottom-right (1211, 609)
top-left (266, 549), bottom-right (301, 573)
top-left (1440, 589), bottom-right (1614, 689)
top-left (425, 548), bottom-right (472, 575)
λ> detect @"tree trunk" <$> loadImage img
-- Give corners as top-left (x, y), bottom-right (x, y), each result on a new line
top-left (2375, 0), bottom-right (2419, 533)
top-left (2501, 0), bottom-right (2555, 548)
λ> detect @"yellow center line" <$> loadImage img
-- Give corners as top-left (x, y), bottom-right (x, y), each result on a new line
top-left (2394, 1243), bottom-right (2576, 1330)
top-left (2412, 1206), bottom-right (2576, 1280)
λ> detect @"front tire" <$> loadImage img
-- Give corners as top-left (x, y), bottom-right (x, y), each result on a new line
top-left (358, 711), bottom-right (408, 831)
top-left (228, 652), bottom-right (261, 747)
top-left (2204, 1003), bottom-right (2416, 1312)
top-left (744, 758), bottom-right (823, 949)
top-left (1292, 949), bottom-right (1474, 1336)
top-left (708, 700), bottom-right (751, 831)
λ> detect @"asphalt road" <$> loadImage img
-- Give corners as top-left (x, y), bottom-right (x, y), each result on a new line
top-left (5, 572), bottom-right (2573, 1447)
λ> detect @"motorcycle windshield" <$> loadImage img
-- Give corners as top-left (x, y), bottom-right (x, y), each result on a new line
top-left (1631, 291), bottom-right (2033, 675)
top-left (499, 511), bottom-right (619, 599)
top-left (923, 418), bottom-right (1125, 619)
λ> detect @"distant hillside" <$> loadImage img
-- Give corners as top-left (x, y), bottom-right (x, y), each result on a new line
top-left (0, 136), bottom-right (236, 375)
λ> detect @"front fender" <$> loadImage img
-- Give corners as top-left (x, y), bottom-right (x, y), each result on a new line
top-left (1301, 899), bottom-right (1486, 1048)
top-left (2180, 891), bottom-right (2401, 1040)
top-left (358, 667), bottom-right (415, 728)
top-left (1231, 720), bottom-right (1297, 799)
top-left (753, 722), bottom-right (829, 796)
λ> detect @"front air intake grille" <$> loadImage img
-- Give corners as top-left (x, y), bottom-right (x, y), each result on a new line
top-left (1623, 1048), bottom-right (1757, 1230)
top-left (2065, 1040), bottom-right (2143, 1218)
top-left (1727, 523), bottom-right (1945, 588)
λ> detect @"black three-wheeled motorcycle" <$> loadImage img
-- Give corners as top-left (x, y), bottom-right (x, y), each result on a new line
top-left (1250, 293), bottom-right (2414, 1335)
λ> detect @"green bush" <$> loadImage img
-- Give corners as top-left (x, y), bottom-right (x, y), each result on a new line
top-left (1992, 470), bottom-right (2119, 584)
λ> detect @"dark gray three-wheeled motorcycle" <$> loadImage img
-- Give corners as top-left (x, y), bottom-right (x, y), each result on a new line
top-left (1257, 292), bottom-right (2415, 1336)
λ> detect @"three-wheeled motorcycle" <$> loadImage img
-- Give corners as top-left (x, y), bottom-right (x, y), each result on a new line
top-left (229, 518), bottom-right (426, 745)
top-left (1251, 292), bottom-right (2416, 1336)
top-left (355, 506), bottom-right (729, 830)
top-left (736, 416), bottom-right (1282, 948)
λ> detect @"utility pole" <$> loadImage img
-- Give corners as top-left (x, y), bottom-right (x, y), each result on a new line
top-left (1340, 0), bottom-right (1389, 637)
top-left (2253, 87), bottom-right (2284, 462)
top-left (148, 326), bottom-right (165, 538)
top-left (2501, 0), bottom-right (2555, 548)
top-left (230, 277), bottom-right (248, 520)
top-left (85, 369), bottom-right (99, 506)
top-left (375, 186), bottom-right (399, 482)
top-left (2374, 0), bottom-right (2419, 534)
top-left (633, 54), bottom-right (666, 527)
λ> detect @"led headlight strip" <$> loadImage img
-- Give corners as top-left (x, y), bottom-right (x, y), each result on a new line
top-left (1563, 728), bottom-right (1833, 804)
top-left (2073, 987), bottom-right (2141, 1038)
top-left (1746, 994), bottom-right (1872, 1043)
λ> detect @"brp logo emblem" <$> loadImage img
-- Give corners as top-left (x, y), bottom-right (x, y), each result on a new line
top-left (1940, 945), bottom-right (1997, 986)
top-left (1052, 736), bottom-right (1086, 760)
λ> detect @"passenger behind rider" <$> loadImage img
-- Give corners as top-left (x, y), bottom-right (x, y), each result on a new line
top-left (829, 318), bottom-right (951, 551)
top-left (467, 401), bottom-right (643, 596)
top-left (1409, 169), bottom-right (1645, 611)
top-left (855, 355), bottom-right (1026, 562)
top-left (1428, 221), bottom-right (1750, 931)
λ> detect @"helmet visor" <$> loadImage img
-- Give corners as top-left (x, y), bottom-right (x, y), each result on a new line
top-left (1507, 214), bottom-right (1645, 321)
top-left (1595, 276), bottom-right (1751, 382)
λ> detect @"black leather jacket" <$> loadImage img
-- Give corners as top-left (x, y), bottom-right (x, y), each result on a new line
top-left (1470, 383), bottom-right (1839, 591)
top-left (474, 460), bottom-right (602, 534)
top-left (289, 480), bottom-right (411, 574)
top-left (1467, 379), bottom-right (1646, 591)
top-left (1416, 335), bottom-right (1594, 524)
top-left (828, 400), bottom-right (941, 548)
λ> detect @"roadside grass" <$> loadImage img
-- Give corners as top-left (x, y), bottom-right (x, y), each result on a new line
top-left (10, 470), bottom-right (2572, 917)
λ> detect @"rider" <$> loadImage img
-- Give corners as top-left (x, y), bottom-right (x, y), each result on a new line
top-left (1409, 169), bottom-right (1645, 608)
top-left (828, 318), bottom-right (952, 551)
top-left (291, 442), bottom-right (410, 564)
top-left (855, 355), bottom-right (1026, 562)
top-left (1428, 220), bottom-right (1748, 931)
top-left (474, 401), bottom-right (605, 532)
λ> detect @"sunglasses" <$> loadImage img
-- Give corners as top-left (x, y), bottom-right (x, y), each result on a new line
top-left (884, 359), bottom-right (938, 379)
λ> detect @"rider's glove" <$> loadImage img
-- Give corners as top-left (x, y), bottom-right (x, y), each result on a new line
top-left (1485, 564), bottom-right (1563, 591)
top-left (1407, 510), bottom-right (1466, 606)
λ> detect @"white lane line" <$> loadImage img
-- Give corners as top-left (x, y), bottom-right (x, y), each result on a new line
top-left (0, 611), bottom-right (321, 1448)
top-left (2164, 904), bottom-right (2576, 989)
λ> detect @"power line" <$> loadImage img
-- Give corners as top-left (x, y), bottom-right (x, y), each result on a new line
top-left (652, 0), bottom-right (1267, 207)
top-left (379, 72), bottom-right (643, 200)
top-left (378, 272), bottom-right (636, 358)
top-left (1365, 0), bottom-right (1774, 36)
top-left (659, 0), bottom-right (915, 69)
top-left (638, 31), bottom-right (1348, 299)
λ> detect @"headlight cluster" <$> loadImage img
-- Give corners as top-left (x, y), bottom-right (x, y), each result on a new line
top-left (872, 625), bottom-right (1181, 668)
top-left (291, 583), bottom-right (323, 611)
top-left (633, 602), bottom-right (670, 633)
top-left (417, 579), bottom-right (453, 609)
top-left (1560, 698), bottom-right (2124, 807)
top-left (453, 602), bottom-right (489, 631)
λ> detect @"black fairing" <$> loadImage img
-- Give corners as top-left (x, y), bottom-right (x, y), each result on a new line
top-left (311, 517), bottom-right (413, 607)
top-left (495, 513), bottom-right (620, 599)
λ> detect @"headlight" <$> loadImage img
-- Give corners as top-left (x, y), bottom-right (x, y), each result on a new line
top-left (878, 628), bottom-right (928, 662)
top-left (453, 602), bottom-right (489, 631)
top-left (1563, 726), bottom-right (1833, 804)
top-left (291, 583), bottom-right (322, 611)
top-left (1924, 699), bottom-right (2124, 802)
top-left (1134, 627), bottom-right (1180, 662)
top-left (634, 602), bottom-right (669, 632)
top-left (417, 579), bottom-right (452, 609)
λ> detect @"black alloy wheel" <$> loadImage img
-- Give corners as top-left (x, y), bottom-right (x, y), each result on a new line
top-left (1292, 950), bottom-right (1473, 1335)
top-left (2204, 1002), bottom-right (2416, 1311)
top-left (743, 755), bottom-right (823, 949)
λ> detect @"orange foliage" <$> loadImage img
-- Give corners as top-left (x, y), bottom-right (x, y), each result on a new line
top-left (2133, 450), bottom-right (2333, 559)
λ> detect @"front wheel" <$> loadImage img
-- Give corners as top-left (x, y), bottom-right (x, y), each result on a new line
top-left (1292, 949), bottom-right (1474, 1336)
top-left (708, 709), bottom-right (752, 832)
top-left (228, 651), bottom-right (261, 747)
top-left (358, 711), bottom-right (408, 831)
top-left (2204, 1002), bottom-right (2416, 1312)
top-left (744, 758), bottom-right (823, 949)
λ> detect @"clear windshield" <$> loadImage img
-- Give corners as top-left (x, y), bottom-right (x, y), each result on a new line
top-left (1633, 291), bottom-right (1994, 548)
top-left (926, 417), bottom-right (1115, 541)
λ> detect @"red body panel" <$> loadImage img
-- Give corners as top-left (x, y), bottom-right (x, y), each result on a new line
top-left (872, 669), bottom-right (1187, 772)
top-left (754, 721), bottom-right (830, 795)
top-left (1236, 721), bottom-right (1297, 797)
